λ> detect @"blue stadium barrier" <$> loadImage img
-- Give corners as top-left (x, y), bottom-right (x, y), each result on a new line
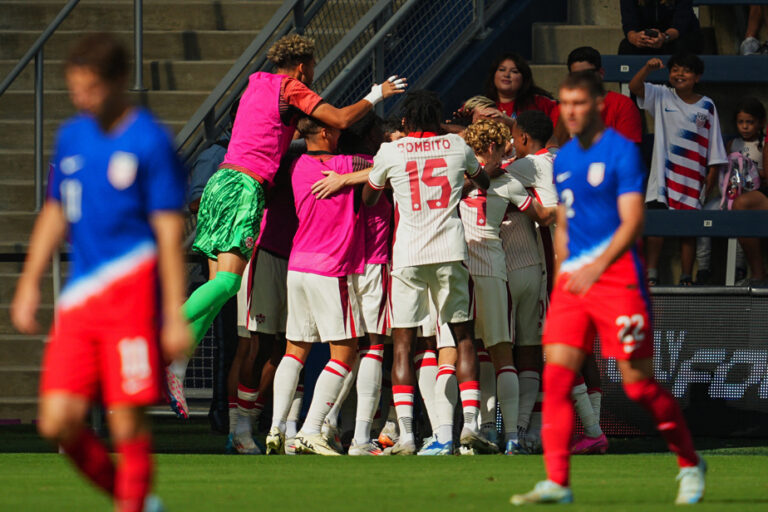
top-left (602, 55), bottom-right (768, 84)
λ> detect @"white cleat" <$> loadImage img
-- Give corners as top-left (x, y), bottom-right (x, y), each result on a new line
top-left (144, 495), bottom-right (166, 512)
top-left (459, 427), bottom-right (499, 454)
top-left (377, 421), bottom-right (399, 448)
top-left (382, 438), bottom-right (416, 455)
top-left (511, 480), bottom-right (574, 506)
top-left (285, 437), bottom-right (297, 455)
top-left (321, 421), bottom-right (345, 453)
top-left (233, 431), bottom-right (263, 455)
top-left (295, 431), bottom-right (342, 456)
top-left (348, 440), bottom-right (383, 456)
top-left (675, 456), bottom-right (706, 505)
top-left (265, 426), bottom-right (285, 455)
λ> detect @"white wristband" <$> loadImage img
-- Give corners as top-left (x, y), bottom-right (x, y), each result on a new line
top-left (363, 83), bottom-right (384, 106)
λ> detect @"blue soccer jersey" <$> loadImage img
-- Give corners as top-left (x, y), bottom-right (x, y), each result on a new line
top-left (554, 129), bottom-right (646, 273)
top-left (47, 108), bottom-right (186, 309)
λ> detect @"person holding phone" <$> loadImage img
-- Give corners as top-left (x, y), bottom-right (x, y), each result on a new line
top-left (618, 0), bottom-right (702, 55)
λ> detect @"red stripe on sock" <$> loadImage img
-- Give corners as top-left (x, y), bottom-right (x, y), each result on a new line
top-left (324, 367), bottom-right (347, 378)
top-left (392, 385), bottom-right (415, 394)
top-left (330, 359), bottom-right (352, 372)
top-left (458, 381), bottom-right (480, 391)
top-left (393, 401), bottom-right (414, 407)
top-left (237, 384), bottom-right (258, 394)
top-left (284, 354), bottom-right (304, 366)
top-left (496, 368), bottom-right (518, 376)
top-left (587, 387), bottom-right (602, 394)
top-left (437, 369), bottom-right (456, 378)
top-left (237, 398), bottom-right (256, 409)
top-left (363, 354), bottom-right (384, 362)
top-left (462, 400), bottom-right (481, 408)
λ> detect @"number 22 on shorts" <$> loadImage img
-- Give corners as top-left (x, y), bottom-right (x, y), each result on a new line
top-left (405, 158), bottom-right (450, 211)
top-left (615, 314), bottom-right (645, 354)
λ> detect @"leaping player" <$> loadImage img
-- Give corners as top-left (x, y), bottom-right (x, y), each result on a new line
top-left (511, 71), bottom-right (705, 505)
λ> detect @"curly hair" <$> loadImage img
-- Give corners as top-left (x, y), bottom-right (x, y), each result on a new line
top-left (463, 119), bottom-right (510, 155)
top-left (266, 34), bottom-right (315, 68)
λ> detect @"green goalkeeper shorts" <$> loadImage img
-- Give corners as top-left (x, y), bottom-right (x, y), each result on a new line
top-left (192, 168), bottom-right (265, 260)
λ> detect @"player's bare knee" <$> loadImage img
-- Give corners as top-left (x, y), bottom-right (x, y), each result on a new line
top-left (107, 407), bottom-right (147, 443)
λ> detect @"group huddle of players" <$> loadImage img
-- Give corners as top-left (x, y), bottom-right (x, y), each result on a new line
top-left (13, 31), bottom-right (707, 510)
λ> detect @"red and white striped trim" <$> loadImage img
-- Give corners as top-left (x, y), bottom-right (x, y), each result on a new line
top-left (324, 359), bottom-right (351, 378)
top-left (496, 365), bottom-right (518, 377)
top-left (414, 349), bottom-right (437, 367)
top-left (437, 364), bottom-right (456, 378)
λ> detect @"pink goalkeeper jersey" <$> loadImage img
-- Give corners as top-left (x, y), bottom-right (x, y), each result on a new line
top-left (288, 154), bottom-right (365, 276)
top-left (357, 154), bottom-right (392, 264)
top-left (256, 181), bottom-right (297, 258)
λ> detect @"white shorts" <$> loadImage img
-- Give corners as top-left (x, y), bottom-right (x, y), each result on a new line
top-left (417, 294), bottom-right (439, 338)
top-left (285, 270), bottom-right (363, 343)
top-left (507, 264), bottom-right (545, 347)
top-left (351, 263), bottom-right (390, 336)
top-left (390, 261), bottom-right (471, 329)
top-left (436, 322), bottom-right (455, 349)
top-left (472, 275), bottom-right (511, 348)
top-left (236, 249), bottom-right (288, 338)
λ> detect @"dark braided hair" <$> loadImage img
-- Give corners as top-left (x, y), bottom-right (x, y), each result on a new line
top-left (734, 97), bottom-right (766, 151)
top-left (400, 90), bottom-right (444, 133)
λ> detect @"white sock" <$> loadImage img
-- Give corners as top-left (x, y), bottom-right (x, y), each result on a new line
top-left (517, 370), bottom-right (540, 431)
top-left (270, 355), bottom-right (303, 432)
top-left (326, 362), bottom-right (357, 429)
top-left (301, 359), bottom-right (351, 435)
top-left (477, 349), bottom-right (496, 430)
top-left (235, 384), bottom-right (259, 436)
top-left (496, 366), bottom-right (520, 443)
top-left (373, 377), bottom-right (392, 432)
top-left (354, 344), bottom-right (383, 445)
top-left (435, 364), bottom-right (457, 443)
top-left (169, 356), bottom-right (190, 382)
top-left (414, 350), bottom-right (439, 434)
top-left (285, 384), bottom-right (303, 439)
top-left (459, 380), bottom-right (481, 433)
top-left (228, 400), bottom-right (238, 436)
top-left (572, 381), bottom-right (602, 438)
top-left (392, 384), bottom-right (415, 444)
top-left (588, 388), bottom-right (602, 423)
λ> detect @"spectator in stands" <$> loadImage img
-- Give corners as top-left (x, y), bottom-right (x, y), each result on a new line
top-left (629, 53), bottom-right (727, 286)
top-left (563, 46), bottom-right (643, 145)
top-left (619, 0), bottom-right (702, 55)
top-left (740, 5), bottom-right (768, 55)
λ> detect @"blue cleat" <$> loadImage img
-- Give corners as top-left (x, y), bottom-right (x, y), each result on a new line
top-left (505, 439), bottom-right (524, 455)
top-left (418, 438), bottom-right (453, 455)
top-left (675, 456), bottom-right (706, 505)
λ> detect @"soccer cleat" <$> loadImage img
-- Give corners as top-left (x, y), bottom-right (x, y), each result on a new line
top-left (295, 431), bottom-right (342, 456)
top-left (481, 424), bottom-right (499, 448)
top-left (505, 439), bottom-right (524, 455)
top-left (418, 438), bottom-right (453, 455)
top-left (675, 457), bottom-right (706, 505)
top-left (570, 433), bottom-right (609, 455)
top-left (285, 437), bottom-right (297, 455)
top-left (348, 440), bottom-right (383, 456)
top-left (377, 420), bottom-right (399, 448)
top-left (382, 438), bottom-right (416, 455)
top-left (459, 427), bottom-right (500, 454)
top-left (165, 368), bottom-right (189, 419)
top-left (321, 421), bottom-right (345, 454)
top-left (265, 426), bottom-right (285, 455)
top-left (520, 430), bottom-right (542, 454)
top-left (510, 480), bottom-right (574, 506)
top-left (144, 495), bottom-right (166, 512)
top-left (233, 431), bottom-right (263, 455)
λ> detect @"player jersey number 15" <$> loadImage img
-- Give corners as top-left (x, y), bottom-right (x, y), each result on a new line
top-left (405, 158), bottom-right (450, 211)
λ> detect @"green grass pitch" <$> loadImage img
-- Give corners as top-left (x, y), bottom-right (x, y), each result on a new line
top-left (1, 449), bottom-right (767, 511)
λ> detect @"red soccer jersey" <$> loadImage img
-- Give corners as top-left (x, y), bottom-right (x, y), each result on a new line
top-left (602, 91), bottom-right (642, 143)
top-left (497, 94), bottom-right (560, 128)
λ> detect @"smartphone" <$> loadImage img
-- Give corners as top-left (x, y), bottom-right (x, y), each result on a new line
top-left (644, 29), bottom-right (659, 38)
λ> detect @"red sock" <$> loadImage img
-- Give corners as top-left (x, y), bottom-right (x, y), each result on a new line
top-left (115, 435), bottom-right (153, 512)
top-left (542, 363), bottom-right (577, 487)
top-left (61, 429), bottom-right (115, 495)
top-left (623, 379), bottom-right (698, 467)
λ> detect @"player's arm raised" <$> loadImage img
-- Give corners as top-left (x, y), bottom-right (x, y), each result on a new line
top-left (565, 192), bottom-right (644, 295)
top-left (151, 212), bottom-right (192, 361)
top-left (312, 76), bottom-right (407, 130)
top-left (11, 201), bottom-right (68, 334)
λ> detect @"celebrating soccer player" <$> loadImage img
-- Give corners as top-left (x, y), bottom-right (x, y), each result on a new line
top-left (363, 90), bottom-right (496, 455)
top-left (11, 34), bottom-right (189, 512)
top-left (511, 71), bottom-right (705, 506)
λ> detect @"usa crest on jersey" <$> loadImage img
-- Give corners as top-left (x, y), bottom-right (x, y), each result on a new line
top-left (587, 162), bottom-right (605, 187)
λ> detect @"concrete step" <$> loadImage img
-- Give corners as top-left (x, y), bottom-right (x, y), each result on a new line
top-left (0, 0), bottom-right (282, 32)
top-left (529, 64), bottom-right (567, 98)
top-left (0, 90), bottom-right (210, 121)
top-left (0, 150), bottom-right (51, 181)
top-left (0, 367), bottom-right (40, 397)
top-left (532, 24), bottom-right (624, 64)
top-left (0, 119), bottom-right (186, 150)
top-left (0, 59), bottom-right (235, 92)
top-left (0, 212), bottom-right (39, 252)
top-left (567, 0), bottom-right (622, 26)
top-left (0, 273), bottom-right (54, 305)
top-left (0, 305), bottom-right (53, 335)
top-left (0, 181), bottom-right (34, 212)
top-left (0, 30), bottom-right (260, 61)
top-left (0, 335), bottom-right (46, 367)
top-left (0, 398), bottom-right (37, 423)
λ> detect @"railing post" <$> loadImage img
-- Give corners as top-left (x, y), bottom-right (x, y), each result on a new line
top-left (132, 0), bottom-right (146, 91)
top-left (475, 0), bottom-right (485, 31)
top-left (34, 49), bottom-right (44, 212)
top-left (372, 11), bottom-right (386, 116)
top-left (293, 0), bottom-right (305, 34)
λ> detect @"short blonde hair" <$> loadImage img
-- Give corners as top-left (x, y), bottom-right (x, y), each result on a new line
top-left (461, 95), bottom-right (496, 113)
top-left (267, 34), bottom-right (315, 68)
top-left (463, 119), bottom-right (510, 155)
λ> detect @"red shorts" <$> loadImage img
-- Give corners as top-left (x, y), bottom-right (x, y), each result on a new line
top-left (40, 262), bottom-right (163, 406)
top-left (542, 251), bottom-right (653, 360)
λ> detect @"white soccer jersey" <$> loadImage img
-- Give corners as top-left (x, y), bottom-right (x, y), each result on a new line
top-left (460, 172), bottom-right (533, 280)
top-left (506, 151), bottom-right (558, 207)
top-left (369, 133), bottom-right (481, 269)
top-left (500, 212), bottom-right (541, 272)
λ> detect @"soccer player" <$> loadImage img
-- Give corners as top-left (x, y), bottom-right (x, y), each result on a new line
top-left (171, 34), bottom-right (406, 411)
top-left (11, 34), bottom-right (189, 512)
top-left (511, 71), bottom-right (705, 506)
top-left (363, 90), bottom-right (495, 455)
top-left (266, 116), bottom-right (370, 455)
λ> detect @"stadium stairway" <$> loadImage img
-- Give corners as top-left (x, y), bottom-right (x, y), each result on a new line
top-left (0, 0), bottom-right (286, 423)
